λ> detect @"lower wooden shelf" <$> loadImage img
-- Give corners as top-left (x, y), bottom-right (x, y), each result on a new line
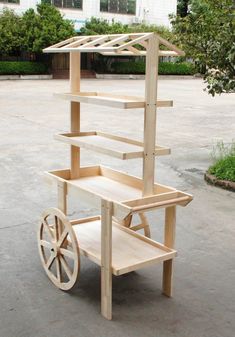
top-left (68, 216), bottom-right (176, 276)
top-left (55, 131), bottom-right (170, 160)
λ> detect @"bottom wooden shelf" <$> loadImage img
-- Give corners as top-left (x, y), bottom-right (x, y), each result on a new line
top-left (68, 216), bottom-right (176, 276)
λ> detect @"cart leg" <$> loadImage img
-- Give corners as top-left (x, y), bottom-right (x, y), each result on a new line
top-left (56, 181), bottom-right (67, 281)
top-left (162, 206), bottom-right (176, 297)
top-left (101, 199), bottom-right (113, 320)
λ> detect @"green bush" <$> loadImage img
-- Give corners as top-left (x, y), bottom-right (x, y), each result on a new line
top-left (0, 61), bottom-right (48, 75)
top-left (208, 141), bottom-right (235, 182)
top-left (109, 61), bottom-right (195, 75)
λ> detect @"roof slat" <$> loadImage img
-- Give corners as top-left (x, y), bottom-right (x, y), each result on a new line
top-left (43, 32), bottom-right (184, 57)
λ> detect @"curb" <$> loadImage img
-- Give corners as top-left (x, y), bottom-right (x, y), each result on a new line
top-left (204, 172), bottom-right (235, 192)
top-left (0, 74), bottom-right (52, 80)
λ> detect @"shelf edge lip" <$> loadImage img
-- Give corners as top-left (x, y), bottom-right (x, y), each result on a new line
top-left (54, 132), bottom-right (171, 160)
top-left (53, 92), bottom-right (173, 109)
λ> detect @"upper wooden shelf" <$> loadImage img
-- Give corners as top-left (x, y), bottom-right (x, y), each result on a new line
top-left (68, 216), bottom-right (176, 276)
top-left (55, 92), bottom-right (173, 109)
top-left (55, 131), bottom-right (170, 160)
top-left (46, 165), bottom-right (193, 220)
top-left (43, 32), bottom-right (185, 57)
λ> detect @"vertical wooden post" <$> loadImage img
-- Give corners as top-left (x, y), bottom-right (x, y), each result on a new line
top-left (162, 206), bottom-right (176, 297)
top-left (57, 181), bottom-right (67, 214)
top-left (70, 52), bottom-right (81, 179)
top-left (57, 180), bottom-right (67, 279)
top-left (101, 199), bottom-right (113, 320)
top-left (143, 34), bottom-right (159, 197)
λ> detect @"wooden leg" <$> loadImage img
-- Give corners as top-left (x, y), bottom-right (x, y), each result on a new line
top-left (162, 206), bottom-right (176, 297)
top-left (101, 199), bottom-right (113, 320)
top-left (57, 181), bottom-right (67, 243)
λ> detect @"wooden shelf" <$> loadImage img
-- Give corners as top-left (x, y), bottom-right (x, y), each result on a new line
top-left (46, 165), bottom-right (193, 219)
top-left (54, 92), bottom-right (173, 109)
top-left (55, 131), bottom-right (170, 160)
top-left (67, 216), bottom-right (176, 276)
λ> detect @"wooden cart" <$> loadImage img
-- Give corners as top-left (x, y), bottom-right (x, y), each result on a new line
top-left (38, 33), bottom-right (193, 320)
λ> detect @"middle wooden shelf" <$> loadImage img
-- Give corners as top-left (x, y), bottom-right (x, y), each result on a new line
top-left (54, 131), bottom-right (170, 160)
top-left (54, 91), bottom-right (173, 109)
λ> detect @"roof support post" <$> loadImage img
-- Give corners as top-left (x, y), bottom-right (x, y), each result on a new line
top-left (70, 52), bottom-right (81, 179)
top-left (143, 34), bottom-right (159, 196)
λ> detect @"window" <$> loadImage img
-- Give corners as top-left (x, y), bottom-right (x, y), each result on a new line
top-left (45, 0), bottom-right (82, 10)
top-left (100, 0), bottom-right (136, 15)
top-left (0, 0), bottom-right (20, 3)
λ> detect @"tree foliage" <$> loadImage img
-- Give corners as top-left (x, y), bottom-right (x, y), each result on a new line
top-left (80, 17), bottom-right (174, 42)
top-left (0, 9), bottom-right (23, 55)
top-left (171, 0), bottom-right (235, 96)
top-left (177, 0), bottom-right (190, 17)
top-left (0, 4), bottom-right (75, 56)
top-left (21, 3), bottom-right (75, 53)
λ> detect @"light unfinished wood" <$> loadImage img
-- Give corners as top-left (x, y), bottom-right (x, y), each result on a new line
top-left (40, 32), bottom-right (193, 320)
top-left (54, 92), bottom-right (173, 110)
top-left (101, 200), bottom-right (113, 320)
top-left (43, 32), bottom-right (185, 57)
top-left (162, 206), bottom-right (176, 297)
top-left (38, 208), bottom-right (80, 291)
top-left (143, 34), bottom-right (159, 196)
top-left (70, 52), bottom-right (81, 179)
top-left (45, 166), bottom-right (192, 221)
top-left (67, 216), bottom-right (176, 276)
top-left (100, 50), bottom-right (181, 56)
top-left (54, 131), bottom-right (170, 160)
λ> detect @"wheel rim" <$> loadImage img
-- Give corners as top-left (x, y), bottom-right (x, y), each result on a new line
top-left (38, 208), bottom-right (80, 291)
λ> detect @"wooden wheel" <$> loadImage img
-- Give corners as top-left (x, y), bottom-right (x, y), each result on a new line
top-left (38, 208), bottom-right (80, 291)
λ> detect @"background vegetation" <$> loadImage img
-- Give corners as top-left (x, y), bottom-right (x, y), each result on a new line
top-left (208, 141), bottom-right (235, 182)
top-left (0, 61), bottom-right (48, 75)
top-left (171, 0), bottom-right (235, 96)
top-left (0, 0), bottom-right (234, 95)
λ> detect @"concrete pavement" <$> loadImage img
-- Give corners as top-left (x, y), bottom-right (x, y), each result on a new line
top-left (0, 78), bottom-right (234, 337)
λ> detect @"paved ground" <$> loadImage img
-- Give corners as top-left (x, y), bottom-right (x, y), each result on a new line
top-left (0, 78), bottom-right (234, 337)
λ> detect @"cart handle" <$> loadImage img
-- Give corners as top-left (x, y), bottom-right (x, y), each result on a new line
top-left (130, 196), bottom-right (191, 213)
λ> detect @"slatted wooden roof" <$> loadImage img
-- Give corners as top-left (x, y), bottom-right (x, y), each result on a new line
top-left (43, 32), bottom-right (184, 57)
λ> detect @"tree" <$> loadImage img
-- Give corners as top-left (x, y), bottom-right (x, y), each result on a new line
top-left (80, 17), bottom-right (174, 42)
top-left (21, 3), bottom-right (75, 53)
top-left (0, 9), bottom-right (23, 56)
top-left (177, 0), bottom-right (190, 17)
top-left (171, 0), bottom-right (235, 96)
top-left (79, 17), bottom-right (130, 35)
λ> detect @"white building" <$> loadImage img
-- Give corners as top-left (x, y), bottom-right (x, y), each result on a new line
top-left (0, 0), bottom-right (177, 29)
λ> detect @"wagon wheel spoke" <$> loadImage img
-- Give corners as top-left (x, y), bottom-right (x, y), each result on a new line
top-left (54, 215), bottom-right (59, 239)
top-left (40, 239), bottom-right (52, 249)
top-left (43, 219), bottom-right (55, 241)
top-left (46, 253), bottom-right (55, 270)
top-left (59, 255), bottom-right (72, 280)
top-left (55, 256), bottom-right (62, 282)
top-left (60, 248), bottom-right (75, 260)
top-left (57, 228), bottom-right (69, 248)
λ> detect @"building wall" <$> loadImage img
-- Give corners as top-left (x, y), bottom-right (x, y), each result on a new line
top-left (0, 0), bottom-right (176, 28)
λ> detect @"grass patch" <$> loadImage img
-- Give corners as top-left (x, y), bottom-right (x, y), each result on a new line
top-left (208, 141), bottom-right (235, 182)
top-left (0, 61), bottom-right (48, 75)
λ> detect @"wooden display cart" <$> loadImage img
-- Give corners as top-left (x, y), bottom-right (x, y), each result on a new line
top-left (38, 33), bottom-right (193, 320)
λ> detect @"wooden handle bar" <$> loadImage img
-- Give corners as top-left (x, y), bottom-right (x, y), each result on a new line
top-left (131, 196), bottom-right (190, 213)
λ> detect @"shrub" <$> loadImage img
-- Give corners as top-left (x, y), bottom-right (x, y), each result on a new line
top-left (208, 141), bottom-right (235, 182)
top-left (0, 61), bottom-right (48, 75)
top-left (108, 61), bottom-right (195, 75)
